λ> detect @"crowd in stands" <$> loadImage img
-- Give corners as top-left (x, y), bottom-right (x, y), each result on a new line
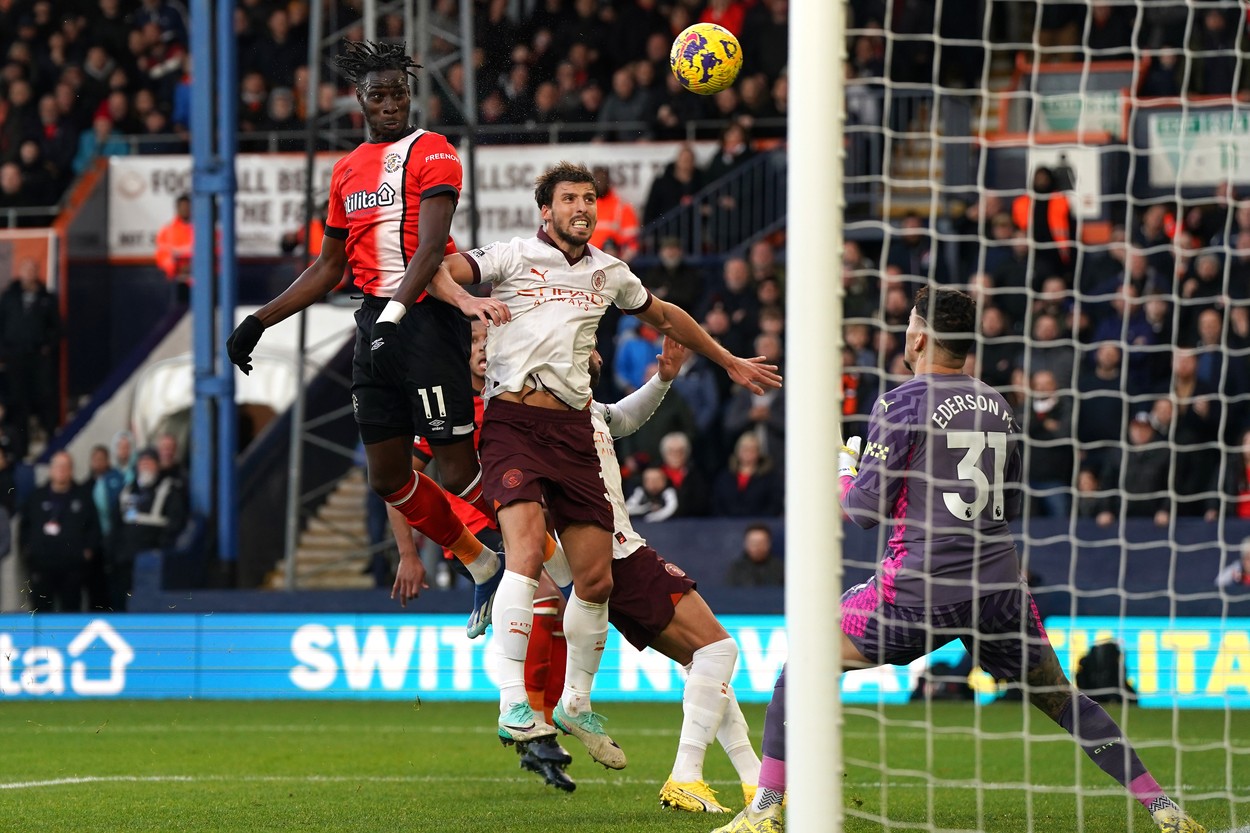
top-left (0, 0), bottom-right (792, 214)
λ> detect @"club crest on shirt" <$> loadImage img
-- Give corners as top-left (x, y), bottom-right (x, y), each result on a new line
top-left (383, 153), bottom-right (402, 173)
top-left (502, 468), bottom-right (523, 488)
top-left (664, 562), bottom-right (686, 578)
top-left (591, 270), bottom-right (606, 291)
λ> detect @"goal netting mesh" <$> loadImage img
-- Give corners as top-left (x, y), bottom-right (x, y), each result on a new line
top-left (838, 1), bottom-right (1250, 830)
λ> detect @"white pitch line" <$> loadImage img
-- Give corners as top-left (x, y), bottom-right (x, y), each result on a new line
top-left (4, 773), bottom-right (1246, 797)
top-left (0, 723), bottom-right (691, 737)
top-left (0, 774), bottom-right (664, 791)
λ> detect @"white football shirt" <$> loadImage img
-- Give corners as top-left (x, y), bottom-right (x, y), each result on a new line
top-left (460, 229), bottom-right (652, 409)
top-left (588, 374), bottom-right (671, 560)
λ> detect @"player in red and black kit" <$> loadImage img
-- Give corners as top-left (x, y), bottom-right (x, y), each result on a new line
top-left (226, 41), bottom-right (509, 635)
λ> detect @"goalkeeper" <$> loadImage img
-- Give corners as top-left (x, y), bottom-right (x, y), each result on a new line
top-left (716, 287), bottom-right (1205, 833)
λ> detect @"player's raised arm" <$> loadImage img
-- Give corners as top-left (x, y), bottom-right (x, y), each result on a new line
top-left (226, 235), bottom-right (348, 375)
top-left (635, 297), bottom-right (782, 394)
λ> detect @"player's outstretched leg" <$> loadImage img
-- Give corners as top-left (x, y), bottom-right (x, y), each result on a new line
top-left (552, 588), bottom-right (625, 769)
top-left (495, 569), bottom-right (556, 745)
top-left (713, 667), bottom-right (786, 833)
top-left (715, 684), bottom-right (762, 806)
top-left (374, 457), bottom-right (503, 637)
top-left (661, 635), bottom-right (739, 813)
top-left (1026, 646), bottom-right (1206, 833)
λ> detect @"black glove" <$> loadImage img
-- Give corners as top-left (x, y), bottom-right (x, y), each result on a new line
top-left (226, 314), bottom-right (264, 375)
top-left (369, 319), bottom-right (405, 384)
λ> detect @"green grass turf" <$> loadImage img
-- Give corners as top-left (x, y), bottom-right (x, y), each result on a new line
top-left (0, 700), bottom-right (1245, 832)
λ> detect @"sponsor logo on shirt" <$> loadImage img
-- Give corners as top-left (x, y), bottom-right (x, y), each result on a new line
top-left (426, 152), bottom-right (458, 163)
top-left (344, 183), bottom-right (396, 214)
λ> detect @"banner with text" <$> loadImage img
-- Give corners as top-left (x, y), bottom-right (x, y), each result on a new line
top-left (1147, 109), bottom-right (1250, 187)
top-left (1, 614), bottom-right (1245, 706)
top-left (107, 142), bottom-right (714, 259)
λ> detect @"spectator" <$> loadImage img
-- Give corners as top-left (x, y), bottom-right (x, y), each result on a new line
top-left (0, 163), bottom-right (29, 212)
top-left (657, 430), bottom-right (708, 517)
top-left (1224, 428), bottom-right (1250, 520)
top-left (1132, 204), bottom-right (1176, 284)
top-left (114, 447), bottom-right (188, 611)
top-left (1086, 1), bottom-right (1134, 61)
top-left (1189, 8), bottom-right (1241, 96)
top-left (652, 70), bottom-right (712, 140)
top-left (155, 431), bottom-right (186, 482)
top-left (1099, 411), bottom-right (1170, 526)
top-left (1075, 468), bottom-right (1116, 527)
top-left (842, 240), bottom-right (879, 321)
top-left (113, 430), bottom-right (136, 485)
top-left (155, 193), bottom-right (194, 294)
top-left (1178, 252), bottom-right (1226, 340)
top-left (615, 362), bottom-right (698, 481)
top-left (86, 443), bottom-right (124, 610)
top-left (71, 114), bottom-right (129, 175)
top-left (887, 213), bottom-right (949, 285)
top-left (615, 321), bottom-right (664, 394)
top-left (258, 87), bottom-right (304, 151)
top-left (624, 466), bottom-right (679, 522)
top-left (1076, 344), bottom-right (1131, 470)
top-left (711, 432), bottom-right (782, 517)
top-left (0, 257), bottom-right (61, 451)
top-left (976, 305), bottom-right (1021, 390)
top-left (668, 348), bottom-right (722, 467)
top-left (1011, 166), bottom-right (1073, 280)
top-left (748, 239), bottom-right (785, 286)
top-left (589, 165), bottom-right (640, 261)
top-left (1090, 282), bottom-right (1159, 393)
top-left (643, 144), bottom-right (704, 235)
top-left (1018, 369), bottom-right (1075, 517)
top-left (597, 65), bottom-right (652, 142)
top-left (1169, 350), bottom-right (1222, 520)
top-left (640, 236), bottom-right (703, 313)
top-left (1023, 312), bottom-right (1075, 389)
top-left (723, 331), bottom-right (785, 474)
top-left (699, 256), bottom-right (758, 336)
top-left (725, 523), bottom-right (784, 587)
top-left (244, 7), bottom-right (304, 89)
top-left (704, 121), bottom-right (757, 249)
top-left (738, 0), bottom-right (788, 82)
top-left (19, 450), bottom-right (99, 612)
top-left (1215, 538), bottom-right (1250, 589)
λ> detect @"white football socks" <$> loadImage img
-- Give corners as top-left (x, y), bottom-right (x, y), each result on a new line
top-left (559, 591), bottom-right (608, 716)
top-left (671, 638), bottom-right (738, 782)
top-left (718, 684), bottom-right (762, 784)
top-left (465, 546), bottom-right (499, 584)
top-left (492, 570), bottom-right (537, 711)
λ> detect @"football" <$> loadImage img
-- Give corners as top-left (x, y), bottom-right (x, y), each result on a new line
top-left (669, 22), bottom-right (743, 96)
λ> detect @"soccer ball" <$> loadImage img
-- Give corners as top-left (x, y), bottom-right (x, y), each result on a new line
top-left (670, 23), bottom-right (743, 96)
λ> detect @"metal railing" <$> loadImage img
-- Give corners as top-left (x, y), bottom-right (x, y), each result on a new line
top-left (638, 147), bottom-right (788, 257)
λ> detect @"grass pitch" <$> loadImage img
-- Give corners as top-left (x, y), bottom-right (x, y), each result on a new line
top-left (1, 700), bottom-right (1245, 832)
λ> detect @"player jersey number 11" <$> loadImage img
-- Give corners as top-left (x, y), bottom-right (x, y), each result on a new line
top-left (943, 431), bottom-right (1007, 522)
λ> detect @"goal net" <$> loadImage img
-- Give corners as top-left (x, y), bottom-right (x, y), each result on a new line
top-left (837, 1), bottom-right (1250, 830)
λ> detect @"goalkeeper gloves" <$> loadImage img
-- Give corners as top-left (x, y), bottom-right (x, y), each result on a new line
top-left (839, 436), bottom-right (863, 478)
top-left (226, 314), bottom-right (264, 375)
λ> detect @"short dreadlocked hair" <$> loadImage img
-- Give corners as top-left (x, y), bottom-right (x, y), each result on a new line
top-left (334, 39), bottom-right (421, 89)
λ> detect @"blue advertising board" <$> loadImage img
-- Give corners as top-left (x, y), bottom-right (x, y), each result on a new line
top-left (0, 614), bottom-right (1245, 707)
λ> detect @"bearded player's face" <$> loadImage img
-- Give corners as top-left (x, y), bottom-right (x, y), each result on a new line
top-left (543, 181), bottom-right (597, 250)
top-left (359, 70), bottom-right (411, 143)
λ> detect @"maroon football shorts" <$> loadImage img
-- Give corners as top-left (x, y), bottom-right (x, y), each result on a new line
top-left (608, 546), bottom-right (697, 651)
top-left (480, 397), bottom-right (613, 533)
